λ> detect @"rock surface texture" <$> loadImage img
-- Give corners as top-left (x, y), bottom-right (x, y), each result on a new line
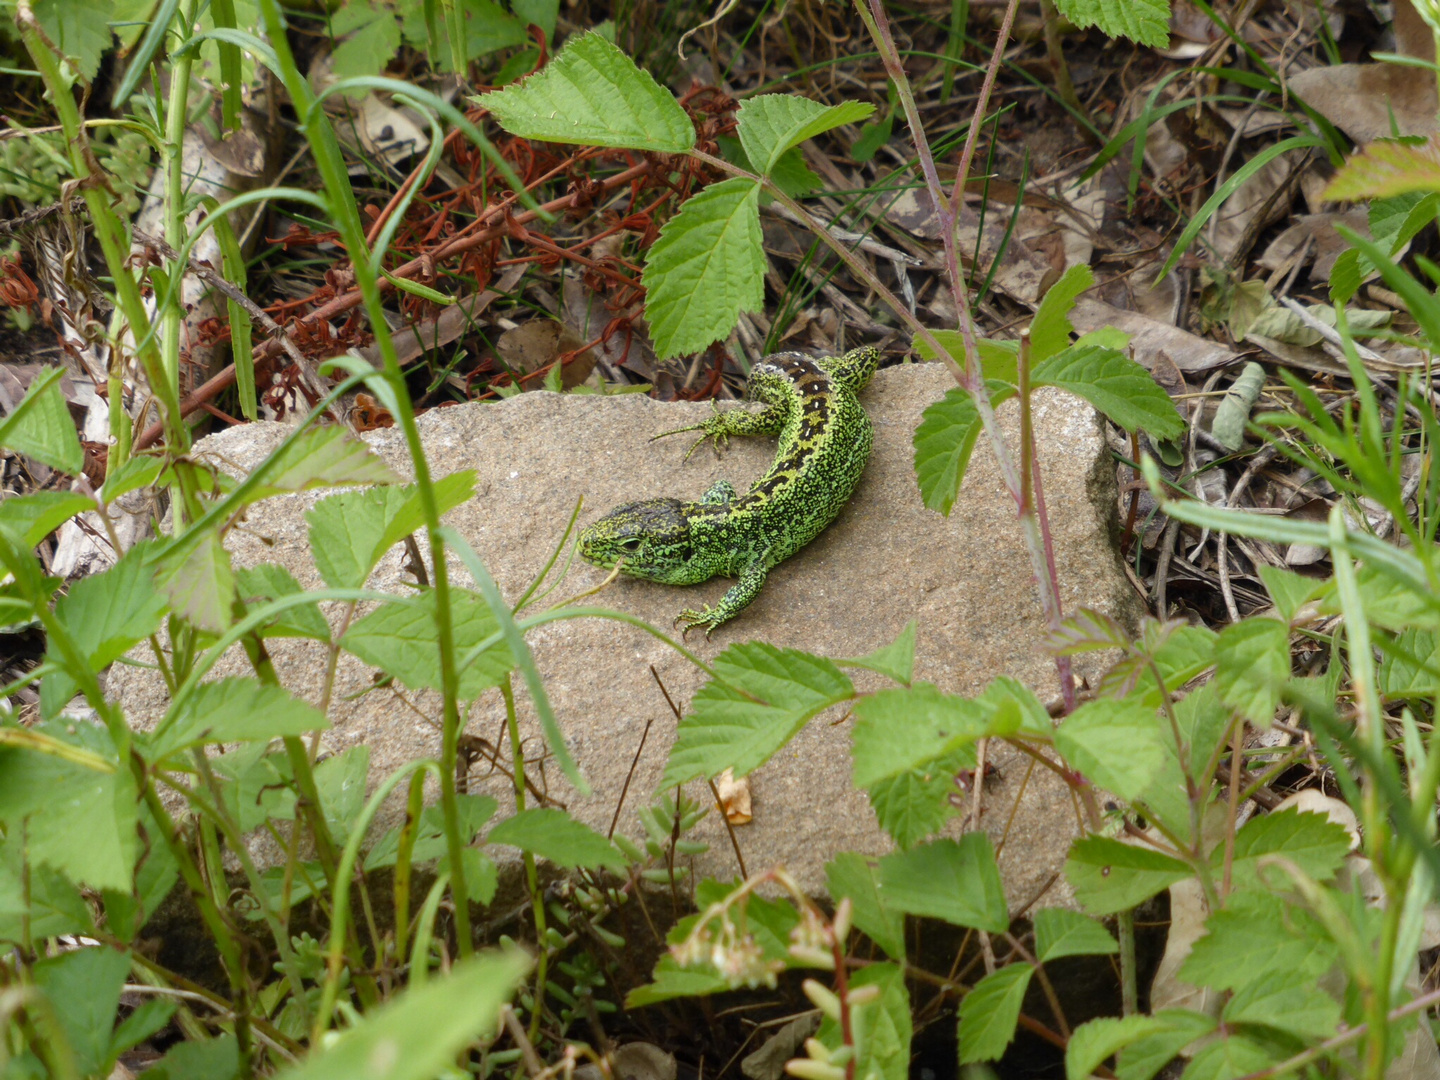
top-left (113, 363), bottom-right (1137, 911)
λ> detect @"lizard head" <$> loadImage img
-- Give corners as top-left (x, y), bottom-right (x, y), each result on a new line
top-left (578, 498), bottom-right (699, 584)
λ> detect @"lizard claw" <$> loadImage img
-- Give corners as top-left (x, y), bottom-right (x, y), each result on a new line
top-left (675, 606), bottom-right (721, 639)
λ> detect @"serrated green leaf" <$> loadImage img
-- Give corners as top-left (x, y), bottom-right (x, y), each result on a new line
top-left (1214, 806), bottom-right (1352, 892)
top-left (0, 366), bottom-right (83, 475)
top-left (236, 564), bottom-right (332, 641)
top-left (643, 177), bottom-right (764, 359)
top-left (248, 426), bottom-right (402, 501)
top-left (958, 964), bottom-right (1033, 1063)
top-left (0, 723), bottom-right (136, 891)
top-left (307, 471), bottom-right (476, 589)
top-left (1325, 136), bottom-right (1440, 201)
top-left (481, 31), bottom-right (694, 152)
top-left (912, 380), bottom-right (1018, 516)
top-left (851, 683), bottom-right (989, 789)
top-left (1115, 1010), bottom-right (1218, 1080)
top-left (878, 834), bottom-right (1008, 932)
top-left (33, 0), bottom-right (113, 79)
top-left (155, 529), bottom-right (235, 635)
top-left (1214, 617), bottom-right (1290, 726)
top-left (329, 0), bottom-right (402, 81)
top-left (663, 642), bottom-right (852, 786)
top-left (366, 795), bottom-right (496, 870)
top-left (447, 846), bottom-right (499, 906)
top-left (1055, 697), bottom-right (1165, 801)
top-left (825, 852), bottom-right (904, 959)
top-left (835, 620), bottom-right (916, 684)
top-left (1380, 628), bottom-right (1440, 696)
top-left (33, 946), bottom-right (130, 1077)
top-left (736, 95), bottom-right (874, 175)
top-left (486, 808), bottom-right (624, 872)
top-left (865, 750), bottom-right (968, 849)
top-left (1032, 344), bottom-right (1185, 440)
top-left (314, 746), bottom-right (369, 841)
top-left (1221, 971), bottom-right (1340, 1041)
top-left (44, 543), bottom-right (168, 712)
top-left (274, 949), bottom-right (529, 1080)
top-left (1052, 0), bottom-right (1168, 45)
top-left (976, 675), bottom-right (1053, 736)
top-left (625, 955), bottom-right (731, 1006)
top-left (340, 588), bottom-right (515, 699)
top-left (0, 834), bottom-right (95, 942)
top-left (767, 147), bottom-right (824, 198)
top-left (99, 455), bottom-right (165, 502)
top-left (1065, 834), bottom-right (1191, 915)
top-left (1067, 1015), bottom-right (1167, 1080)
top-left (1177, 889), bottom-right (1337, 991)
top-left (140, 1034), bottom-right (240, 1080)
top-left (0, 491), bottom-right (95, 548)
top-left (1256, 564), bottom-right (1320, 624)
top-left (151, 678), bottom-right (327, 760)
top-left (1030, 264), bottom-right (1093, 362)
top-left (1034, 909), bottom-right (1118, 961)
top-left (1179, 1035), bottom-right (1280, 1080)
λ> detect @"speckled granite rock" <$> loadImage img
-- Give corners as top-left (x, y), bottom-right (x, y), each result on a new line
top-left (111, 363), bottom-right (1138, 911)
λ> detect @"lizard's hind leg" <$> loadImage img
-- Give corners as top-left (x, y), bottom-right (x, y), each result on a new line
top-left (653, 399), bottom-right (788, 460)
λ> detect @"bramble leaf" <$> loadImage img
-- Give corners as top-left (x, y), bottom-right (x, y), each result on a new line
top-left (481, 31), bottom-right (694, 152)
top-left (340, 588), bottom-right (515, 699)
top-left (1221, 972), bottom-right (1340, 1041)
top-left (307, 471), bottom-right (477, 589)
top-left (249, 426), bottom-right (402, 500)
top-left (642, 177), bottom-right (764, 359)
top-left (851, 683), bottom-right (988, 789)
top-left (0, 492), bottom-right (94, 548)
top-left (825, 852), bottom-right (904, 959)
top-left (663, 643), bottom-right (852, 785)
top-left (487, 808), bottom-right (624, 872)
top-left (151, 679), bottom-right (327, 760)
top-left (0, 367), bottom-right (83, 475)
top-left (1030, 264), bottom-right (1093, 362)
top-left (1034, 909), bottom-right (1118, 961)
top-left (1066, 1015), bottom-right (1167, 1080)
top-left (1325, 136), bottom-right (1440, 202)
top-left (1213, 806), bottom-right (1352, 892)
top-left (1178, 889), bottom-right (1337, 991)
top-left (273, 950), bottom-right (529, 1080)
top-left (834, 619), bottom-right (916, 684)
top-left (958, 964), bottom-right (1032, 1063)
top-left (1116, 1011), bottom-right (1218, 1080)
top-left (1214, 617), bottom-right (1290, 726)
top-left (1051, 0), bottom-right (1169, 46)
top-left (1065, 834), bottom-right (1190, 914)
top-left (1032, 344), bottom-right (1186, 440)
top-left (1055, 698), bottom-right (1165, 801)
top-left (878, 834), bottom-right (1008, 932)
top-left (736, 95), bottom-right (874, 175)
top-left (155, 529), bottom-right (235, 635)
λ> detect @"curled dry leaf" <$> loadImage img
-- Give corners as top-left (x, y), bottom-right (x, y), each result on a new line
top-left (715, 767), bottom-right (753, 825)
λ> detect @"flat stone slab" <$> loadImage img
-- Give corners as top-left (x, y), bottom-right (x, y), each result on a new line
top-left (113, 364), bottom-right (1136, 912)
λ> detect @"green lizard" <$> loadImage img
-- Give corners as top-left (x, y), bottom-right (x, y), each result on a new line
top-left (577, 346), bottom-right (881, 636)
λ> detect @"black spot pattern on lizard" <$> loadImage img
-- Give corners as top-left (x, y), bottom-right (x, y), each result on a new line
top-left (577, 346), bottom-right (881, 634)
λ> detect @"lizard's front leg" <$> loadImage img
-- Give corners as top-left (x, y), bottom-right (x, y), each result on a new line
top-left (676, 559), bottom-right (769, 637)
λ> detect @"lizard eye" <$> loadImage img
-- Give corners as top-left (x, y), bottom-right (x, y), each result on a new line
top-left (618, 537), bottom-right (643, 553)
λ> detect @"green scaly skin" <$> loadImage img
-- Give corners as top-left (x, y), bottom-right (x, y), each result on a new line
top-left (578, 346), bottom-right (881, 636)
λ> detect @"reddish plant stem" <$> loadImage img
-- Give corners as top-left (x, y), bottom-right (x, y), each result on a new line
top-left (856, 0), bottom-right (1072, 709)
top-left (134, 160), bottom-right (653, 450)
